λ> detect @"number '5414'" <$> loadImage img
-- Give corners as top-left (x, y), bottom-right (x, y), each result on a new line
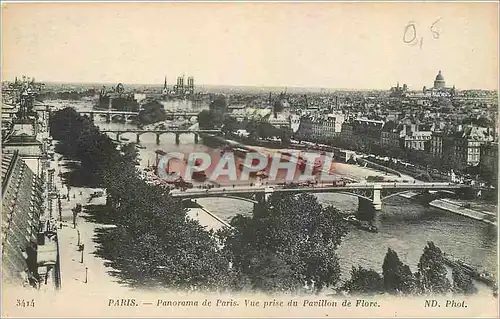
top-left (16, 299), bottom-right (35, 307)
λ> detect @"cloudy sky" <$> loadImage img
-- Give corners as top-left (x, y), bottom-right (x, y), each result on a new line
top-left (2, 2), bottom-right (498, 89)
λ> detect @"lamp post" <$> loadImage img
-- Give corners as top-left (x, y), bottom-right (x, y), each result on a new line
top-left (77, 229), bottom-right (80, 246)
top-left (48, 168), bottom-right (55, 193)
top-left (58, 195), bottom-right (62, 221)
top-left (85, 267), bottom-right (88, 284)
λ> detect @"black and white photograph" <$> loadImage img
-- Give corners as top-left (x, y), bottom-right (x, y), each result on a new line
top-left (1, 2), bottom-right (498, 318)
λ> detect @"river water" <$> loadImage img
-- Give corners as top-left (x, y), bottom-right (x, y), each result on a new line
top-left (55, 100), bottom-right (497, 286)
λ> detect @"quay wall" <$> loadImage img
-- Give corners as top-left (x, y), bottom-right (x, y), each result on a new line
top-left (430, 199), bottom-right (497, 226)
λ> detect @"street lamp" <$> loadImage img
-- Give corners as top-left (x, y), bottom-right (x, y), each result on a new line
top-left (72, 208), bottom-right (77, 229)
top-left (58, 195), bottom-right (62, 222)
top-left (85, 267), bottom-right (88, 284)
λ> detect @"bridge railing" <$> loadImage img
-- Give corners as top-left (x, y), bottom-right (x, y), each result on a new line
top-left (169, 182), bottom-right (464, 197)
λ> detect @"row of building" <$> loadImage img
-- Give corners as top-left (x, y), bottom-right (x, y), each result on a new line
top-left (389, 70), bottom-right (456, 98)
top-left (290, 71), bottom-right (497, 178)
top-left (296, 114), bottom-right (497, 176)
top-left (2, 79), bottom-right (60, 289)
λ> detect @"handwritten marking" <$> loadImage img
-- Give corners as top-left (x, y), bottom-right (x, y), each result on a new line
top-left (403, 18), bottom-right (441, 49)
top-left (430, 17), bottom-right (442, 39)
top-left (403, 21), bottom-right (417, 44)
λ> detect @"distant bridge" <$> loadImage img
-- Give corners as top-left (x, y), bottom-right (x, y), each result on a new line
top-left (171, 182), bottom-right (465, 210)
top-left (77, 109), bottom-right (202, 123)
top-left (100, 128), bottom-right (222, 144)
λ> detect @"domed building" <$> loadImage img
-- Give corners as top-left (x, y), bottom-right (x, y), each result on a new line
top-left (434, 70), bottom-right (446, 89)
top-left (423, 70), bottom-right (455, 97)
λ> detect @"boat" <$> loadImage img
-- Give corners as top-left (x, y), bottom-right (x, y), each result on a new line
top-left (343, 215), bottom-right (378, 232)
top-left (120, 137), bottom-right (130, 141)
top-left (443, 253), bottom-right (497, 288)
top-left (136, 144), bottom-right (146, 149)
top-left (357, 223), bottom-right (379, 233)
top-left (343, 214), bottom-right (361, 226)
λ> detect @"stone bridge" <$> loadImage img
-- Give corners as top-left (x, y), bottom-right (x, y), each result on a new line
top-left (100, 129), bottom-right (222, 145)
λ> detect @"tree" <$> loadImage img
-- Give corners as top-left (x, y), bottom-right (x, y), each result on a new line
top-left (416, 242), bottom-right (451, 295)
top-left (220, 193), bottom-right (349, 293)
top-left (246, 250), bottom-right (303, 293)
top-left (209, 94), bottom-right (227, 113)
top-left (279, 128), bottom-right (291, 146)
top-left (197, 110), bottom-right (214, 129)
top-left (452, 267), bottom-right (477, 295)
top-left (382, 248), bottom-right (417, 295)
top-left (138, 100), bottom-right (167, 125)
top-left (50, 108), bottom-right (231, 291)
top-left (222, 116), bottom-right (239, 135)
top-left (257, 122), bottom-right (280, 139)
top-left (342, 266), bottom-right (384, 295)
top-left (245, 120), bottom-right (260, 140)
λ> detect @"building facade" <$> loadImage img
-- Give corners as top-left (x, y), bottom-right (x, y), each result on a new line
top-left (440, 126), bottom-right (494, 170)
top-left (2, 151), bottom-right (45, 287)
top-left (480, 142), bottom-right (498, 181)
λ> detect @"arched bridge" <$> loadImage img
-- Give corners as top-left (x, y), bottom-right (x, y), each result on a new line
top-left (100, 128), bottom-right (222, 144)
top-left (170, 182), bottom-right (466, 210)
top-left (77, 110), bottom-right (201, 123)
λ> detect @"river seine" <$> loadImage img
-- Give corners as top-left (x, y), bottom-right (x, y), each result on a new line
top-left (60, 100), bottom-right (497, 288)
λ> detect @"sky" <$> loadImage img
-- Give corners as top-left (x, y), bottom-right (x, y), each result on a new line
top-left (2, 2), bottom-right (498, 90)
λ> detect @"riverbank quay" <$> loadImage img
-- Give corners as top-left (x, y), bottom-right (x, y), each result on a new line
top-left (186, 207), bottom-right (230, 231)
top-left (430, 198), bottom-right (497, 226)
top-left (199, 133), bottom-right (412, 183)
top-left (394, 190), bottom-right (497, 226)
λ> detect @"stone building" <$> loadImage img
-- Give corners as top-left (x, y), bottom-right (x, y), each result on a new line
top-left (296, 111), bottom-right (345, 141)
top-left (480, 142), bottom-right (498, 181)
top-left (423, 71), bottom-right (456, 97)
top-left (437, 125), bottom-right (495, 171)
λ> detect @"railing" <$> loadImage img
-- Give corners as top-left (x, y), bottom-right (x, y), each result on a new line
top-left (170, 182), bottom-right (464, 197)
top-left (100, 129), bottom-right (221, 133)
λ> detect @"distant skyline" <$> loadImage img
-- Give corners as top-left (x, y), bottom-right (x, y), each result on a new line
top-left (2, 2), bottom-right (498, 90)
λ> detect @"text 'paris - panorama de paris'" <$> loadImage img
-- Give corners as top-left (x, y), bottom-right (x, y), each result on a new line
top-left (108, 298), bottom-right (380, 308)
